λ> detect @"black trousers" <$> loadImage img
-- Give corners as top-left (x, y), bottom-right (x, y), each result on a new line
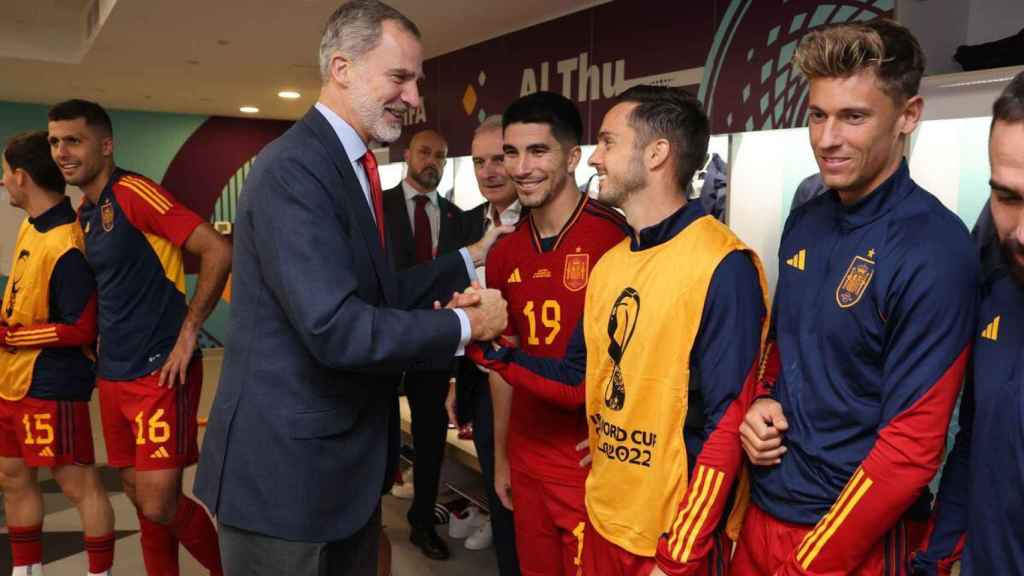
top-left (405, 370), bottom-right (451, 529)
top-left (472, 379), bottom-right (521, 576)
top-left (219, 507), bottom-right (381, 576)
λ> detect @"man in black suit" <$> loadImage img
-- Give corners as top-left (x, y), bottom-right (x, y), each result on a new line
top-left (194, 2), bottom-right (510, 575)
top-left (382, 128), bottom-right (465, 559)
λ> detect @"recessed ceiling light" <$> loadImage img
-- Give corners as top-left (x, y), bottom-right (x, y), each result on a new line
top-left (278, 90), bottom-right (301, 99)
top-left (239, 106), bottom-right (259, 114)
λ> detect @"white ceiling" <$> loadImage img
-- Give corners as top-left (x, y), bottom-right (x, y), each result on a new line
top-left (0, 0), bottom-right (607, 120)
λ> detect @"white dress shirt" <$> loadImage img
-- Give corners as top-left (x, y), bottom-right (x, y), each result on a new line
top-left (401, 180), bottom-right (441, 251)
top-left (314, 102), bottom-right (475, 353)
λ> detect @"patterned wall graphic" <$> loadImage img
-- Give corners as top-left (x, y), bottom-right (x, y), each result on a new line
top-left (160, 116), bottom-right (291, 346)
top-left (213, 159), bottom-right (253, 227)
top-left (700, 0), bottom-right (895, 133)
top-left (391, 0), bottom-right (896, 157)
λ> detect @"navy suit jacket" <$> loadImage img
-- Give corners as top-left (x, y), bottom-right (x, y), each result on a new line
top-left (195, 107), bottom-right (471, 542)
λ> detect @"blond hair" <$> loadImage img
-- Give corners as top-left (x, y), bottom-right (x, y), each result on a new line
top-left (792, 19), bottom-right (925, 103)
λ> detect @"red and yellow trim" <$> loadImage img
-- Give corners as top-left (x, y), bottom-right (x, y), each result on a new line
top-left (795, 467), bottom-right (874, 570)
top-left (6, 326), bottom-right (60, 347)
top-left (119, 175), bottom-right (172, 215)
top-left (665, 465), bottom-right (726, 562)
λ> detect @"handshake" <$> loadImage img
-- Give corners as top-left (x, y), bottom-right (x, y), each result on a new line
top-left (437, 284), bottom-right (508, 342)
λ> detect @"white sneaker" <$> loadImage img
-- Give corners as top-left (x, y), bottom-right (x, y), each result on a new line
top-left (390, 468), bottom-right (414, 499)
top-left (448, 507), bottom-right (485, 539)
top-left (12, 564), bottom-right (44, 576)
top-left (464, 519), bottom-right (493, 550)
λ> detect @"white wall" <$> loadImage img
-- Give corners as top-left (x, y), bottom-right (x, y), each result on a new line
top-left (727, 128), bottom-right (818, 296)
top-left (966, 0), bottom-right (1024, 44)
top-left (899, 0), bottom-right (971, 75)
top-left (900, 0), bottom-right (1024, 75)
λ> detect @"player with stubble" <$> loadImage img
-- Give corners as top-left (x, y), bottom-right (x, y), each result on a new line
top-left (48, 99), bottom-right (231, 576)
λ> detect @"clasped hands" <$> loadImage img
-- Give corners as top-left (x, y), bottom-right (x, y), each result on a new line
top-left (436, 282), bottom-right (508, 342)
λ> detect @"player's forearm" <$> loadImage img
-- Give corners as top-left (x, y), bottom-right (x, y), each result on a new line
top-left (491, 371), bottom-right (513, 462)
top-left (655, 364), bottom-right (755, 574)
top-left (782, 346), bottom-right (969, 574)
top-left (498, 354), bottom-right (585, 410)
top-left (185, 240), bottom-right (232, 330)
top-left (4, 295), bottom-right (97, 349)
top-left (911, 383), bottom-right (975, 575)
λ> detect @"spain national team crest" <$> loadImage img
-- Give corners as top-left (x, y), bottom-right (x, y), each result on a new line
top-left (563, 252), bottom-right (590, 292)
top-left (836, 254), bottom-right (875, 309)
top-left (100, 200), bottom-right (115, 232)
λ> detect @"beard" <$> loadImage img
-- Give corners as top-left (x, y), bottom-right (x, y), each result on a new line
top-left (1002, 236), bottom-right (1024, 288)
top-left (351, 83), bottom-right (405, 144)
top-left (597, 154), bottom-right (647, 208)
top-left (411, 166), bottom-right (440, 190)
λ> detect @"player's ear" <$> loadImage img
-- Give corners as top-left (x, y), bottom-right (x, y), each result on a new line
top-left (566, 144), bottom-right (582, 174)
top-left (101, 135), bottom-right (114, 158)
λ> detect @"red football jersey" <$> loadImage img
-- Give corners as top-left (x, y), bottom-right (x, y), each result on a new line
top-left (486, 195), bottom-right (628, 486)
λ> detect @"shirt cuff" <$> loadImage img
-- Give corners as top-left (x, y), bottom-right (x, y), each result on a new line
top-left (459, 248), bottom-right (478, 285)
top-left (453, 308), bottom-right (471, 357)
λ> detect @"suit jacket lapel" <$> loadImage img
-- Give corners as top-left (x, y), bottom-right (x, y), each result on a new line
top-left (301, 108), bottom-right (395, 303)
top-left (438, 198), bottom-right (460, 254)
top-left (384, 185), bottom-right (416, 267)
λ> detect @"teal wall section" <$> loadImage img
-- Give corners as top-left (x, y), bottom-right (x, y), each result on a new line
top-left (0, 101), bottom-right (206, 180)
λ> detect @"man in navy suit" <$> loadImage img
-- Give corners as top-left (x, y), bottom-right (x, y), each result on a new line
top-left (382, 128), bottom-right (466, 559)
top-left (194, 2), bottom-right (509, 574)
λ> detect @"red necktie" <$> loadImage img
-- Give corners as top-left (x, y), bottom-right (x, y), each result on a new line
top-left (360, 149), bottom-right (386, 249)
top-left (413, 195), bottom-right (433, 263)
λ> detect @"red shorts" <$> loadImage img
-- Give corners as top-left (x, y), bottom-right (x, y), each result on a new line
top-left (0, 396), bottom-right (95, 467)
top-left (581, 519), bottom-right (730, 576)
top-left (731, 503), bottom-right (916, 575)
top-left (98, 357), bottom-right (201, 471)
top-left (511, 467), bottom-right (588, 576)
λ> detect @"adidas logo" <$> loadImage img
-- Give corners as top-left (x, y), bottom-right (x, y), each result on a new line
top-left (508, 268), bottom-right (522, 283)
top-left (786, 249), bottom-right (806, 271)
top-left (150, 446), bottom-right (170, 459)
top-left (981, 315), bottom-right (1001, 341)
top-left (38, 446), bottom-right (54, 457)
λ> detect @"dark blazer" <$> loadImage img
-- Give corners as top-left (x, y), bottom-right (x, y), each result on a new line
top-left (460, 202), bottom-right (489, 252)
top-left (195, 107), bottom-right (471, 542)
top-left (383, 183), bottom-right (465, 273)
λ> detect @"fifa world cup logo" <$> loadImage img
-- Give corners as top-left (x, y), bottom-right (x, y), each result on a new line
top-left (5, 250), bottom-right (30, 319)
top-left (604, 287), bottom-right (640, 411)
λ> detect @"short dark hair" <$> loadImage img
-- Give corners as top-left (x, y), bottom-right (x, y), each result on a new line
top-left (793, 18), bottom-right (926, 103)
top-left (616, 85), bottom-right (710, 190)
top-left (48, 99), bottom-right (113, 136)
top-left (993, 70), bottom-right (1024, 125)
top-left (502, 91), bottom-right (583, 146)
top-left (3, 131), bottom-right (66, 195)
top-left (319, 0), bottom-right (421, 82)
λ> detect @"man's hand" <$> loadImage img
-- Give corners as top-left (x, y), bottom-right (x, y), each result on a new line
top-left (463, 288), bottom-right (508, 341)
top-left (494, 455), bottom-right (514, 510)
top-left (739, 398), bottom-right (789, 466)
top-left (445, 381), bottom-right (458, 428)
top-left (158, 319), bottom-right (198, 388)
top-left (649, 566), bottom-right (668, 576)
top-left (466, 224), bottom-right (515, 267)
top-left (577, 439), bottom-right (592, 468)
